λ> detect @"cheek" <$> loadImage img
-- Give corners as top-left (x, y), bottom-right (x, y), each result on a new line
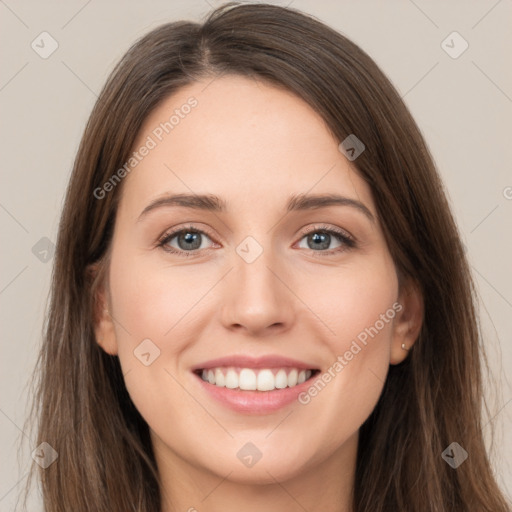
top-left (107, 253), bottom-right (210, 444)
top-left (295, 258), bottom-right (398, 428)
top-left (309, 256), bottom-right (399, 353)
top-left (108, 248), bottom-right (201, 353)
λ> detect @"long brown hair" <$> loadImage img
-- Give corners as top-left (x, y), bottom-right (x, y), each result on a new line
top-left (22, 2), bottom-right (510, 510)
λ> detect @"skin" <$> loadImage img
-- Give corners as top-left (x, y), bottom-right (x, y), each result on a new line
top-left (94, 75), bottom-right (423, 512)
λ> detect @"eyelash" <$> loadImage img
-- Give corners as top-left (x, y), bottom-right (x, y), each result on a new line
top-left (156, 223), bottom-right (356, 258)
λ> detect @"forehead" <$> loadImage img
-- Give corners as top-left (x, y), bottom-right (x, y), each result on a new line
top-left (119, 75), bottom-right (375, 219)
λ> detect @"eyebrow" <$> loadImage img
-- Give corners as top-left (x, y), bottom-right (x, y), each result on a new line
top-left (137, 192), bottom-right (375, 223)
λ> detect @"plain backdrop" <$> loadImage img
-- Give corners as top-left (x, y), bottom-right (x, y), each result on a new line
top-left (1, 1), bottom-right (511, 509)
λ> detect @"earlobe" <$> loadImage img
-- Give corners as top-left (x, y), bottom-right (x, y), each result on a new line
top-left (390, 278), bottom-right (424, 365)
top-left (89, 263), bottom-right (118, 356)
top-left (95, 306), bottom-right (118, 356)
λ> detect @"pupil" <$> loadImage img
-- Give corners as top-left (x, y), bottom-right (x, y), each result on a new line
top-left (310, 232), bottom-right (330, 250)
top-left (179, 232), bottom-right (201, 250)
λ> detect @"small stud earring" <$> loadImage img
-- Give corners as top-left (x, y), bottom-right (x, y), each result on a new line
top-left (401, 343), bottom-right (409, 351)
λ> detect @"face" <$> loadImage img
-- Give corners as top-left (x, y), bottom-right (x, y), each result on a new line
top-left (94, 74), bottom-right (422, 485)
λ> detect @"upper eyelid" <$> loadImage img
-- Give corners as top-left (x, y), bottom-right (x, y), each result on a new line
top-left (159, 225), bottom-right (216, 244)
top-left (300, 224), bottom-right (352, 238)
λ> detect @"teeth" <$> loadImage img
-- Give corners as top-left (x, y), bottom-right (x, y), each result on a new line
top-left (215, 368), bottom-right (225, 387)
top-left (225, 369), bottom-right (238, 389)
top-left (199, 367), bottom-right (314, 391)
top-left (275, 369), bottom-right (288, 389)
top-left (239, 369), bottom-right (257, 390)
top-left (288, 369), bottom-right (298, 387)
top-left (257, 369), bottom-right (275, 391)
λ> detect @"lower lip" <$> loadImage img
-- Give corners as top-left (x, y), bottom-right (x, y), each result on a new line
top-left (194, 372), bottom-right (315, 414)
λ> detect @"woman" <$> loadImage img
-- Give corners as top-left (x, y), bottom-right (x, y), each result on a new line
top-left (24, 2), bottom-right (510, 511)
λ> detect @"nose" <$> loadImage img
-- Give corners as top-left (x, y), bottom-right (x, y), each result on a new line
top-left (220, 243), bottom-right (296, 337)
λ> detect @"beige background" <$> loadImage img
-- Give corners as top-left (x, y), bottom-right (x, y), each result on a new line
top-left (1, 0), bottom-right (511, 509)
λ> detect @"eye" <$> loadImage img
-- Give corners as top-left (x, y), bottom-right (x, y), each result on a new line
top-left (296, 224), bottom-right (356, 256)
top-left (157, 223), bottom-right (356, 258)
top-left (157, 226), bottom-right (216, 257)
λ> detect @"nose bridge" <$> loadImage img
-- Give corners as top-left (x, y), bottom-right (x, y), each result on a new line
top-left (221, 234), bottom-right (294, 334)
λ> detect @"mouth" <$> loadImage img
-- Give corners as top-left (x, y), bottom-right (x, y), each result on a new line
top-left (191, 355), bottom-right (321, 414)
top-left (194, 366), bottom-right (320, 392)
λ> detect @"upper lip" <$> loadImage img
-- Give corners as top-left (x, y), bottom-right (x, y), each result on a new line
top-left (192, 355), bottom-right (319, 372)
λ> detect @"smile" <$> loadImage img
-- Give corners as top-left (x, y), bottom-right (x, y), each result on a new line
top-left (197, 367), bottom-right (317, 391)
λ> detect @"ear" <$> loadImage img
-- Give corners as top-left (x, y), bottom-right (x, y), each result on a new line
top-left (88, 263), bottom-right (118, 356)
top-left (389, 277), bottom-right (424, 365)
